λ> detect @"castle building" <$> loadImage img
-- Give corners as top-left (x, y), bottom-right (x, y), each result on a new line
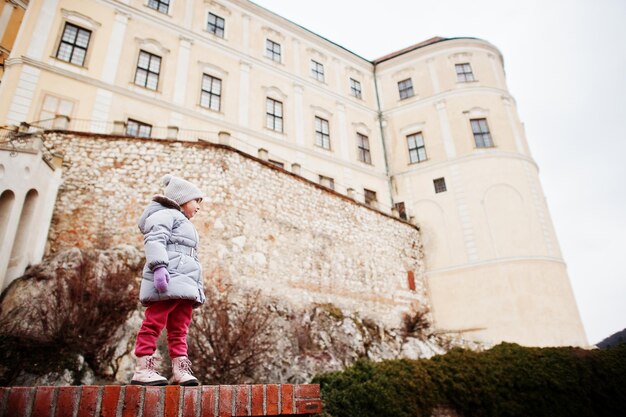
top-left (0, 0), bottom-right (587, 346)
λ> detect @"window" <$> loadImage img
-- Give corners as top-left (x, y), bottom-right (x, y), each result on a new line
top-left (434, 178), bottom-right (447, 193)
top-left (470, 118), bottom-right (494, 148)
top-left (357, 133), bottom-right (371, 164)
top-left (147, 0), bottom-right (169, 14)
top-left (126, 119), bottom-right (152, 138)
top-left (200, 74), bottom-right (221, 111)
top-left (266, 98), bottom-right (283, 132)
top-left (134, 50), bottom-right (161, 90)
top-left (319, 175), bottom-right (335, 190)
top-left (455, 63), bottom-right (475, 82)
top-left (266, 39), bottom-right (281, 62)
top-left (364, 189), bottom-right (377, 206)
top-left (314, 116), bottom-right (330, 149)
top-left (269, 160), bottom-right (284, 169)
top-left (207, 12), bottom-right (225, 38)
top-left (395, 202), bottom-right (407, 220)
top-left (39, 95), bottom-right (74, 128)
top-left (398, 78), bottom-right (414, 99)
top-left (349, 78), bottom-right (362, 99)
top-left (56, 23), bottom-right (91, 66)
top-left (311, 60), bottom-right (324, 82)
top-left (407, 132), bottom-right (427, 163)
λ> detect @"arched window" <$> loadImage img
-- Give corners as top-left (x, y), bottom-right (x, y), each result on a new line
top-left (8, 189), bottom-right (39, 273)
top-left (0, 190), bottom-right (16, 249)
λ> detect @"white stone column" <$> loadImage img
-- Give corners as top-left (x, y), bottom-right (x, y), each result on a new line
top-left (292, 38), bottom-right (301, 76)
top-left (101, 10), bottom-right (130, 84)
top-left (238, 61), bottom-right (251, 127)
top-left (242, 14), bottom-right (250, 54)
top-left (502, 96), bottom-right (527, 155)
top-left (173, 36), bottom-right (193, 106)
top-left (90, 10), bottom-right (130, 132)
top-left (293, 83), bottom-right (305, 146)
top-left (26, 0), bottom-right (59, 60)
top-left (427, 58), bottom-right (441, 94)
top-left (488, 53), bottom-right (506, 90)
top-left (183, 0), bottom-right (194, 30)
top-left (336, 102), bottom-right (350, 161)
top-left (0, 3), bottom-right (14, 41)
top-left (90, 89), bottom-right (114, 133)
top-left (5, 65), bottom-right (41, 125)
top-left (435, 100), bottom-right (456, 158)
top-left (31, 168), bottom-right (62, 265)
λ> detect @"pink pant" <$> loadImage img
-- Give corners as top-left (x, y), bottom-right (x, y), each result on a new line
top-left (134, 299), bottom-right (194, 358)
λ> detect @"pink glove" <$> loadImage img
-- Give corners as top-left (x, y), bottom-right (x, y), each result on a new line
top-left (153, 266), bottom-right (170, 293)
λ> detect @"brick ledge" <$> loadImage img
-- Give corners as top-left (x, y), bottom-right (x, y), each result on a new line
top-left (0, 384), bottom-right (322, 416)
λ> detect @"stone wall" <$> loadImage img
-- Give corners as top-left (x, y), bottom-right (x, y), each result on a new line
top-left (44, 132), bottom-right (427, 326)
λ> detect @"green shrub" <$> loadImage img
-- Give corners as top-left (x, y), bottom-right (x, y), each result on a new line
top-left (314, 343), bottom-right (626, 417)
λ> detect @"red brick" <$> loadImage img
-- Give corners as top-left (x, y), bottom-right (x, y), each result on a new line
top-left (143, 387), bottom-right (163, 417)
top-left (250, 385), bottom-right (264, 416)
top-left (164, 386), bottom-right (180, 417)
top-left (293, 385), bottom-right (320, 400)
top-left (218, 385), bottom-right (233, 417)
top-left (77, 386), bottom-right (100, 417)
top-left (200, 386), bottom-right (217, 417)
top-left (6, 387), bottom-right (34, 417)
top-left (295, 400), bottom-right (322, 415)
top-left (265, 385), bottom-right (279, 416)
top-left (32, 387), bottom-right (55, 417)
top-left (182, 387), bottom-right (199, 417)
top-left (280, 385), bottom-right (293, 415)
top-left (55, 387), bottom-right (79, 417)
top-left (121, 385), bottom-right (141, 417)
top-left (100, 386), bottom-right (121, 417)
top-left (234, 385), bottom-right (249, 417)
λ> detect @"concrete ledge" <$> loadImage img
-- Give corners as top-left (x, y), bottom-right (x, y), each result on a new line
top-left (0, 384), bottom-right (322, 416)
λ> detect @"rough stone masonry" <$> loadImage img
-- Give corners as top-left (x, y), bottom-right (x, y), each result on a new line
top-left (44, 132), bottom-right (428, 327)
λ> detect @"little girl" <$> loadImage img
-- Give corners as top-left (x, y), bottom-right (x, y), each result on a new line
top-left (131, 174), bottom-right (206, 386)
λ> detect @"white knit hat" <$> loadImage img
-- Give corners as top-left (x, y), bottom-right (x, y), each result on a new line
top-left (162, 174), bottom-right (203, 205)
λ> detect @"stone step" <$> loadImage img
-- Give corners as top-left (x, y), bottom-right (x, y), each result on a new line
top-left (0, 384), bottom-right (322, 417)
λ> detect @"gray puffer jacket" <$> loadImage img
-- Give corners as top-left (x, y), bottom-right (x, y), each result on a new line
top-left (137, 195), bottom-right (206, 307)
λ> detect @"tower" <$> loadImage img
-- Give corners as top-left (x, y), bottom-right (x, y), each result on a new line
top-left (376, 37), bottom-right (587, 346)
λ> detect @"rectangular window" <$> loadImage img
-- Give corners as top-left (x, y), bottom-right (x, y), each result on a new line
top-left (315, 116), bottom-right (330, 149)
top-left (56, 23), bottom-right (91, 66)
top-left (269, 160), bottom-right (284, 169)
top-left (147, 0), bottom-right (170, 14)
top-left (407, 132), bottom-right (427, 163)
top-left (207, 12), bottom-right (225, 38)
top-left (350, 78), bottom-right (362, 98)
top-left (357, 133), bottom-right (371, 164)
top-left (200, 74), bottom-right (221, 111)
top-left (126, 119), bottom-right (152, 138)
top-left (398, 78), bottom-right (414, 99)
top-left (434, 178), bottom-right (447, 193)
top-left (395, 202), bottom-right (407, 220)
top-left (311, 60), bottom-right (324, 82)
top-left (39, 94), bottom-right (74, 128)
top-left (134, 50), bottom-right (161, 90)
top-left (364, 189), bottom-right (377, 206)
top-left (319, 175), bottom-right (335, 190)
top-left (266, 98), bottom-right (283, 132)
top-left (455, 63), bottom-right (475, 82)
top-left (266, 39), bottom-right (281, 62)
top-left (470, 118), bottom-right (494, 148)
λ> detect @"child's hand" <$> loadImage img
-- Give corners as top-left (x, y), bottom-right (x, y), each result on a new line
top-left (154, 266), bottom-right (170, 293)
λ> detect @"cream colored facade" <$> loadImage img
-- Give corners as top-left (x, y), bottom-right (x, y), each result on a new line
top-left (0, 0), bottom-right (587, 346)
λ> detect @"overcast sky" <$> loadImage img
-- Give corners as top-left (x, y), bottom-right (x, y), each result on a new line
top-left (252, 0), bottom-right (626, 344)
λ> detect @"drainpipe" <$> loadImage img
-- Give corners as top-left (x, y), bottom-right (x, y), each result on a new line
top-left (373, 64), bottom-right (395, 213)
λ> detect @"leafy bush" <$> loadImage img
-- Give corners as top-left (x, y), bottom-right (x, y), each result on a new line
top-left (314, 342), bottom-right (626, 417)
